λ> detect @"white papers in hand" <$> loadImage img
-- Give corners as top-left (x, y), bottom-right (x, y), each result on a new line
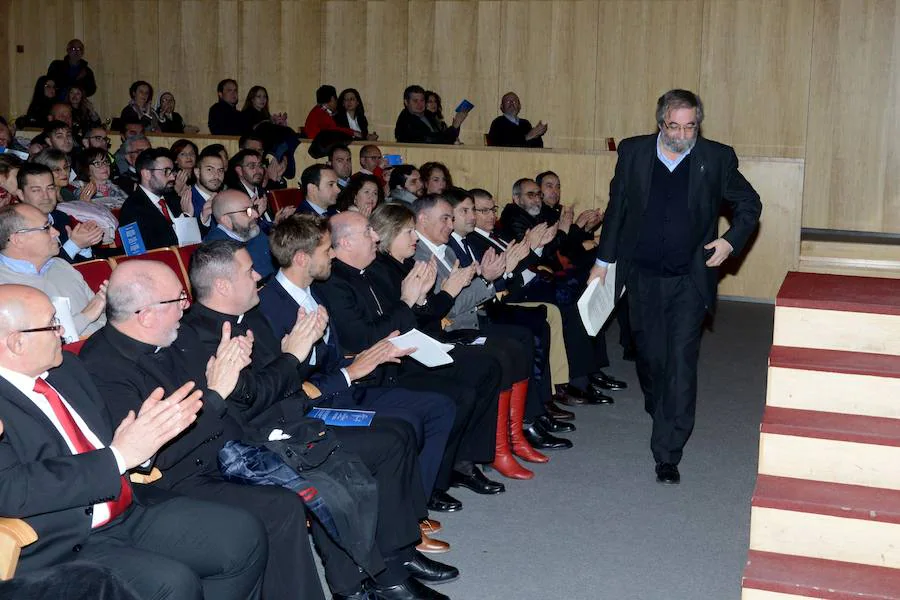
top-left (577, 263), bottom-right (623, 336)
top-left (389, 328), bottom-right (454, 367)
top-left (50, 296), bottom-right (79, 344)
top-left (173, 215), bottom-right (202, 246)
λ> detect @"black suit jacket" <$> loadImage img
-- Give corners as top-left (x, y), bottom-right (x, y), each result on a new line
top-left (0, 354), bottom-right (128, 571)
top-left (487, 115), bottom-right (543, 148)
top-left (596, 134), bottom-right (762, 311)
top-left (394, 109), bottom-right (459, 144)
top-left (118, 187), bottom-right (182, 250)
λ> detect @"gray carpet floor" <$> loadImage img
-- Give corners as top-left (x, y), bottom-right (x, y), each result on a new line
top-left (320, 300), bottom-right (774, 600)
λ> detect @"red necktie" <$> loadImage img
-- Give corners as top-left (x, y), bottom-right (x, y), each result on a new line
top-left (158, 199), bottom-right (172, 223)
top-left (34, 378), bottom-right (133, 527)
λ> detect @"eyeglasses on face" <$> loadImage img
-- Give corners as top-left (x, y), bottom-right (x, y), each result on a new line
top-left (10, 220), bottom-right (53, 240)
top-left (87, 135), bottom-right (110, 143)
top-left (473, 207), bottom-right (498, 214)
top-left (18, 316), bottom-right (62, 334)
top-left (90, 159), bottom-right (110, 168)
top-left (223, 206), bottom-right (259, 218)
top-left (134, 290), bottom-right (190, 313)
top-left (664, 122), bottom-right (698, 133)
top-left (148, 167), bottom-right (175, 177)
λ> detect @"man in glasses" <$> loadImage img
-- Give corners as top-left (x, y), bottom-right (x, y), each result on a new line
top-left (0, 283), bottom-right (267, 598)
top-left (0, 203), bottom-right (106, 338)
top-left (112, 131), bottom-right (150, 194)
top-left (205, 189), bottom-right (274, 279)
top-left (591, 89), bottom-right (762, 484)
top-left (119, 147), bottom-right (210, 250)
top-left (46, 38), bottom-right (97, 99)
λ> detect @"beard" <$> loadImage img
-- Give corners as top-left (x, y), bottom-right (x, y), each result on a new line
top-left (661, 133), bottom-right (696, 154)
top-left (233, 221), bottom-right (260, 241)
top-left (525, 204), bottom-right (541, 217)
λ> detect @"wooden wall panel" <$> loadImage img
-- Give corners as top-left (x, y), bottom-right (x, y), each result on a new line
top-left (594, 0), bottom-right (703, 149)
top-left (804, 0), bottom-right (900, 233)
top-left (699, 0), bottom-right (814, 158)
top-left (496, 150), bottom-right (599, 215)
top-left (322, 1), bottom-right (367, 96)
top-left (499, 1), bottom-right (599, 150)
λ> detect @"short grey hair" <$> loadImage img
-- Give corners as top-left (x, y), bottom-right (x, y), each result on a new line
top-left (512, 178), bottom-right (534, 197)
top-left (655, 89), bottom-right (704, 128)
top-left (107, 273), bottom-right (154, 323)
top-left (0, 205), bottom-right (27, 250)
top-left (411, 193), bottom-right (446, 217)
top-left (124, 134), bottom-right (150, 154)
top-left (189, 239), bottom-right (244, 302)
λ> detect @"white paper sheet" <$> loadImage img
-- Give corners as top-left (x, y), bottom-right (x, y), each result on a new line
top-left (50, 296), bottom-right (79, 344)
top-left (577, 263), bottom-right (623, 336)
top-left (172, 215), bottom-right (202, 246)
top-left (389, 328), bottom-right (454, 367)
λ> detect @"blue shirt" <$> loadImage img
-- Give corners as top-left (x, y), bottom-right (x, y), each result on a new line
top-left (0, 253), bottom-right (55, 275)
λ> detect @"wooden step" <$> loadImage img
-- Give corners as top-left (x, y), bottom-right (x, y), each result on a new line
top-left (773, 272), bottom-right (900, 355)
top-left (758, 407), bottom-right (900, 490)
top-left (749, 476), bottom-right (900, 567)
top-left (767, 346), bottom-right (900, 418)
top-left (742, 550), bottom-right (900, 599)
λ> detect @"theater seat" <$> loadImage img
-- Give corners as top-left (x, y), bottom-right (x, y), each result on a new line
top-left (268, 189), bottom-right (303, 214)
top-left (73, 258), bottom-right (114, 293)
top-left (0, 518), bottom-right (36, 580)
top-left (62, 340), bottom-right (86, 355)
top-left (177, 243), bottom-right (200, 276)
top-left (110, 247), bottom-right (192, 300)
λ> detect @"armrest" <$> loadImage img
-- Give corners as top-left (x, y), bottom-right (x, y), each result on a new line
top-left (0, 518), bottom-right (37, 580)
top-left (129, 467), bottom-right (162, 485)
top-left (302, 381), bottom-right (322, 399)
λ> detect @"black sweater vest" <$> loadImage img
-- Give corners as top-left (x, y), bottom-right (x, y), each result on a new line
top-left (633, 154), bottom-right (693, 276)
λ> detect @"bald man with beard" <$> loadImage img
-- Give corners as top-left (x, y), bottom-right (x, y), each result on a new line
top-left (205, 189), bottom-right (275, 279)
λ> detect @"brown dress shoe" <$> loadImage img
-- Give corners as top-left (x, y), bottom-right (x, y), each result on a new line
top-left (545, 398), bottom-right (575, 421)
top-left (420, 518), bottom-right (443, 535)
top-left (555, 384), bottom-right (588, 406)
top-left (416, 531), bottom-right (450, 554)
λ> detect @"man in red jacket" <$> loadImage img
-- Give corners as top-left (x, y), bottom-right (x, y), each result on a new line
top-left (304, 85), bottom-right (358, 140)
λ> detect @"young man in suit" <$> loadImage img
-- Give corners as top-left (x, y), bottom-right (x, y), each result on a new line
top-left (0, 284), bottom-right (267, 599)
top-left (297, 163), bottom-right (340, 217)
top-left (590, 89), bottom-right (762, 484)
top-left (188, 148), bottom-right (225, 224)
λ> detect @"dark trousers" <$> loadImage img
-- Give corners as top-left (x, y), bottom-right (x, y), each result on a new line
top-left (76, 496), bottom-right (267, 600)
top-left (481, 317), bottom-right (548, 419)
top-left (399, 347), bottom-right (501, 489)
top-left (1, 563), bottom-right (140, 600)
top-left (627, 270), bottom-right (707, 465)
top-left (171, 473), bottom-right (324, 600)
top-left (319, 417), bottom-right (426, 594)
top-left (355, 386), bottom-right (456, 497)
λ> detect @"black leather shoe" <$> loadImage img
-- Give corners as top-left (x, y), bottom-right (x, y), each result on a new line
top-left (333, 588), bottom-right (373, 600)
top-left (371, 577), bottom-right (450, 599)
top-left (590, 371), bottom-right (628, 390)
top-left (546, 398), bottom-right (575, 420)
top-left (655, 463), bottom-right (680, 484)
top-left (450, 467), bottom-right (505, 495)
top-left (403, 551), bottom-right (459, 583)
top-left (537, 414), bottom-right (575, 433)
top-left (426, 490), bottom-right (462, 512)
top-left (523, 420), bottom-right (573, 449)
top-left (554, 384), bottom-right (588, 406)
top-left (583, 383), bottom-right (615, 405)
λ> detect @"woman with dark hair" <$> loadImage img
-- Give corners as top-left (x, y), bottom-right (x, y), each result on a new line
top-left (424, 91), bottom-right (448, 131)
top-left (419, 161), bottom-right (452, 195)
top-left (170, 138), bottom-right (199, 194)
top-left (334, 88), bottom-right (377, 140)
top-left (0, 154), bottom-right (23, 208)
top-left (66, 83), bottom-right (101, 140)
top-left (18, 76), bottom-right (57, 128)
top-left (335, 172), bottom-right (383, 216)
top-left (240, 85), bottom-right (299, 180)
top-left (119, 80), bottom-right (160, 132)
top-left (386, 164), bottom-right (424, 205)
top-left (156, 91), bottom-right (193, 134)
top-left (73, 147), bottom-right (128, 209)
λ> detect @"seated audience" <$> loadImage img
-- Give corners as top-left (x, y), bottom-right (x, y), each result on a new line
top-left (358, 143), bottom-right (386, 176)
top-left (112, 133), bottom-right (151, 195)
top-left (537, 170), bottom-right (602, 257)
top-left (41, 121), bottom-right (77, 183)
top-left (73, 147), bottom-right (129, 209)
top-left (119, 147), bottom-right (209, 250)
top-left (205, 189), bottom-right (274, 279)
top-left (188, 147), bottom-right (226, 222)
top-left (204, 142), bottom-right (230, 164)
top-left (328, 144), bottom-right (353, 188)
top-left (16, 163), bottom-right (101, 263)
top-left (66, 83), bottom-right (100, 140)
top-left (395, 85), bottom-right (467, 144)
top-left (242, 85), bottom-right (289, 130)
top-left (241, 133), bottom-right (289, 191)
top-left (0, 204), bottom-right (106, 338)
top-left (31, 147), bottom-right (75, 202)
top-left (207, 78), bottom-right (245, 135)
top-left (335, 87), bottom-right (378, 140)
top-left (0, 284), bottom-right (267, 599)
top-left (240, 85), bottom-right (300, 180)
top-left (424, 91), bottom-right (448, 132)
top-left (304, 84), bottom-right (357, 140)
top-left (46, 38), bottom-right (97, 98)
top-left (419, 161), bottom-right (452, 195)
top-left (48, 102), bottom-right (75, 130)
top-left (119, 80), bottom-right (160, 133)
top-left (18, 76), bottom-right (57, 129)
top-left (156, 91), bottom-right (193, 134)
top-left (387, 164), bottom-right (424, 205)
top-left (297, 163), bottom-right (340, 217)
top-left (488, 92), bottom-right (547, 148)
top-left (0, 154), bottom-right (22, 208)
top-left (226, 149), bottom-right (265, 201)
top-left (112, 116), bottom-right (145, 176)
top-left (170, 138), bottom-right (199, 195)
top-left (335, 172), bottom-right (383, 216)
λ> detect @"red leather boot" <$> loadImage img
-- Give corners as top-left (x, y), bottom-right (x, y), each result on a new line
top-left (509, 379), bottom-right (549, 463)
top-left (490, 389), bottom-right (534, 480)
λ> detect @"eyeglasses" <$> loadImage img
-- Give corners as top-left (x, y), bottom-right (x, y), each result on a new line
top-left (18, 316), bottom-right (62, 334)
top-left (664, 122), bottom-right (698, 133)
top-left (223, 206), bottom-right (259, 218)
top-left (10, 220), bottom-right (53, 239)
top-left (86, 135), bottom-right (110, 143)
top-left (134, 290), bottom-right (190, 313)
top-left (89, 159), bottom-right (110, 168)
top-left (473, 207), bottom-right (498, 214)
top-left (148, 167), bottom-right (175, 177)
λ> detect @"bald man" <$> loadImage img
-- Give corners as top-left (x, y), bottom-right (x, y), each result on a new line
top-left (0, 284), bottom-right (266, 599)
top-left (205, 189), bottom-right (275, 278)
top-left (487, 92), bottom-right (547, 148)
top-left (80, 260), bottom-right (327, 600)
top-left (0, 204), bottom-right (106, 338)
